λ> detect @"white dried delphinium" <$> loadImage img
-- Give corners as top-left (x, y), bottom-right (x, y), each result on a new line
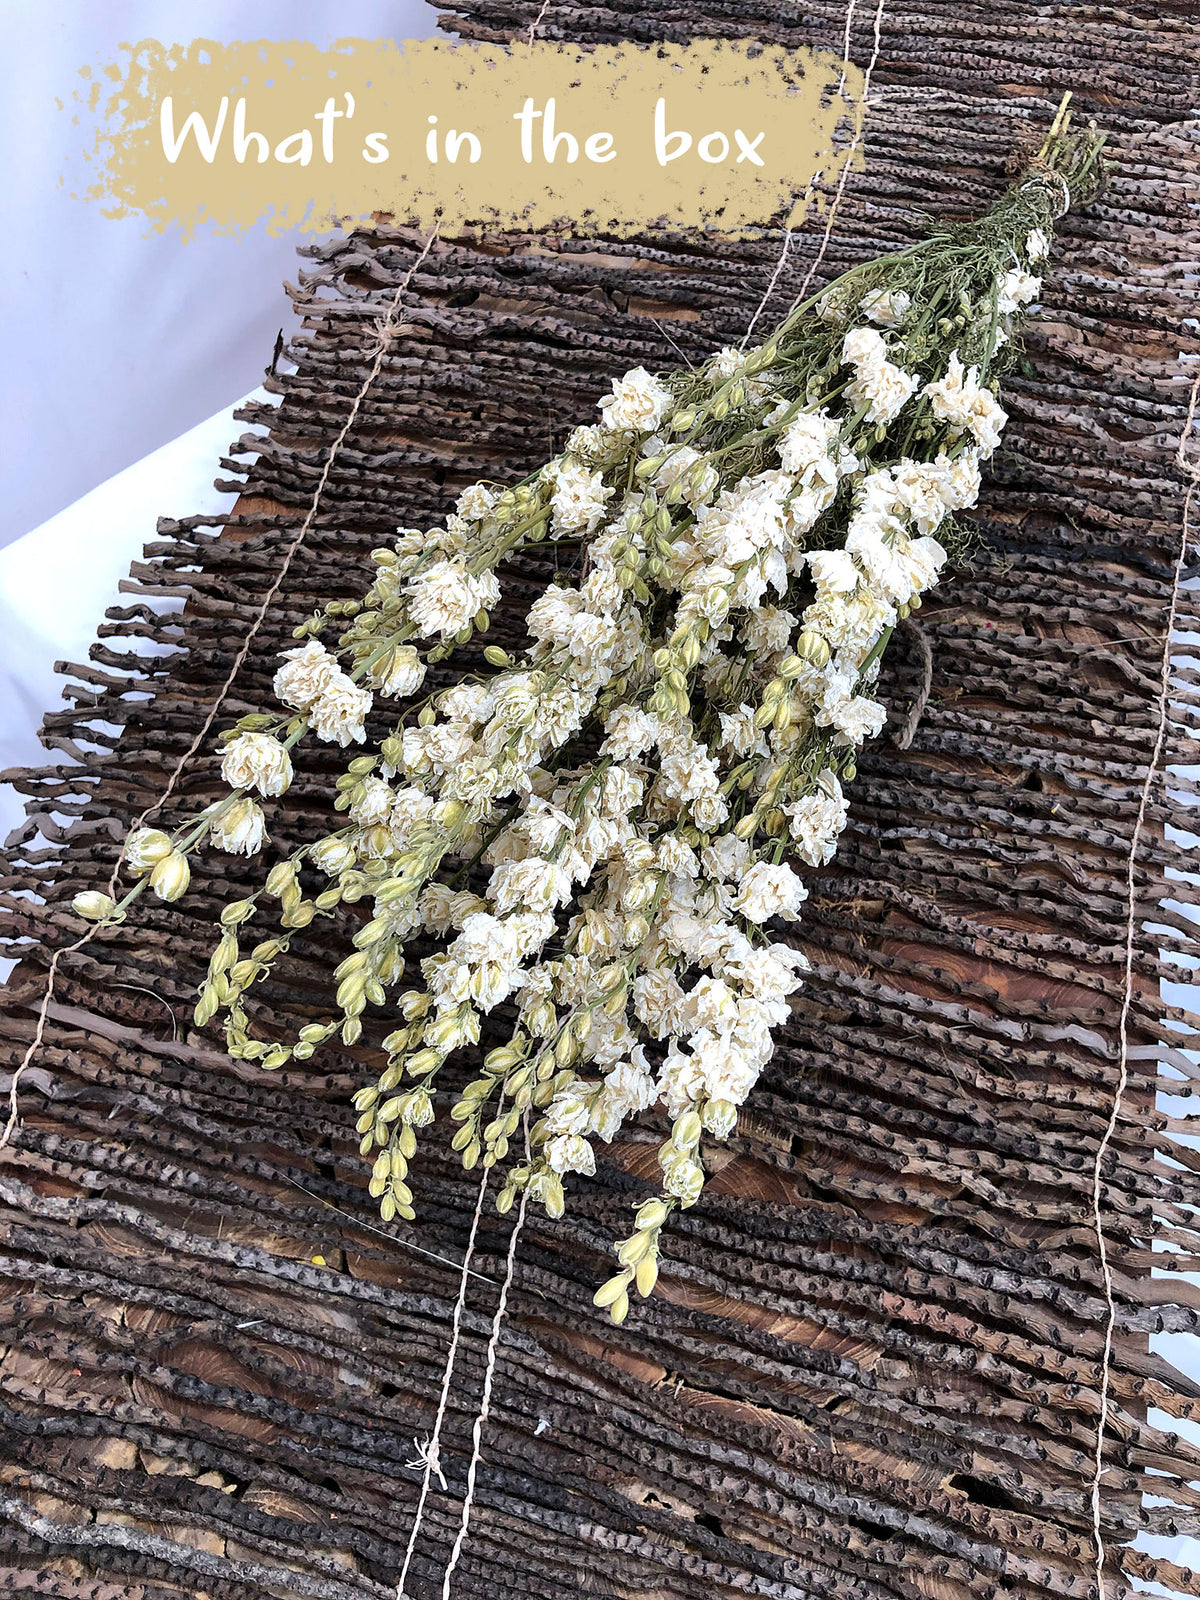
top-left (75, 115), bottom-right (1105, 1323)
top-left (923, 353), bottom-right (1008, 456)
top-left (859, 286), bottom-right (911, 328)
top-left (840, 326), bottom-right (920, 426)
top-left (221, 733), bottom-right (293, 796)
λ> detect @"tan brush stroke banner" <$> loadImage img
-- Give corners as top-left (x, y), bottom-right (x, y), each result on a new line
top-left (70, 38), bottom-right (865, 239)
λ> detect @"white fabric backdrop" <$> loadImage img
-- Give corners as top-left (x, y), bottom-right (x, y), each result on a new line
top-left (0, 0), bottom-right (438, 551)
top-left (0, 390), bottom-right (275, 849)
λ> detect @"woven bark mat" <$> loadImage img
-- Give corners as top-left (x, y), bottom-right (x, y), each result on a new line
top-left (2, 4), bottom-right (1199, 1597)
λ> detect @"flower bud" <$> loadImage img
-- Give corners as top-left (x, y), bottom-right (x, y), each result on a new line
top-left (149, 851), bottom-right (190, 903)
top-left (794, 630), bottom-right (832, 668)
top-left (485, 1043), bottom-right (526, 1074)
top-left (432, 799), bottom-right (468, 830)
top-left (123, 828), bottom-right (172, 876)
top-left (635, 1255), bottom-right (659, 1297)
top-left (673, 1109), bottom-right (702, 1148)
top-left (702, 1098), bottom-right (738, 1137)
top-left (211, 797), bottom-right (267, 857)
top-left (372, 643), bottom-right (426, 698)
top-left (265, 861), bottom-right (297, 898)
top-left (72, 890), bottom-right (117, 922)
top-left (593, 1271), bottom-right (632, 1310)
top-left (635, 1198), bottom-right (672, 1230)
top-left (617, 1231), bottom-right (652, 1266)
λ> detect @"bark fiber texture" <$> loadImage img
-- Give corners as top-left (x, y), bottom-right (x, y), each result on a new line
top-left (1, 4), bottom-right (1199, 1597)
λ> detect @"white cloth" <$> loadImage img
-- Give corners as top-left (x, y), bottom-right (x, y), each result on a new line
top-left (0, 0), bottom-right (437, 549)
top-left (0, 389), bottom-right (274, 847)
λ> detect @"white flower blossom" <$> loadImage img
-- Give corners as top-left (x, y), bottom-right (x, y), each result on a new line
top-left (819, 689), bottom-right (888, 744)
top-left (732, 861), bottom-right (807, 923)
top-left (859, 286), bottom-right (911, 328)
top-left (808, 548), bottom-right (859, 600)
top-left (551, 459), bottom-right (614, 535)
top-left (923, 353), bottom-right (1007, 457)
top-left (404, 561), bottom-right (501, 639)
top-left (654, 445), bottom-right (719, 505)
top-left (545, 1083), bottom-right (593, 1137)
top-left (526, 585), bottom-right (581, 646)
top-left (274, 640), bottom-right (340, 712)
top-left (996, 267), bottom-right (1042, 315)
top-left (599, 367), bottom-right (673, 433)
top-left (931, 449), bottom-right (982, 512)
top-left (311, 836), bottom-right (355, 875)
top-left (564, 423), bottom-right (628, 466)
top-left (840, 326), bottom-right (918, 426)
top-left (841, 325), bottom-right (888, 370)
top-left (123, 828), bottom-right (173, 875)
top-left (848, 355), bottom-right (919, 427)
top-left (777, 408), bottom-right (841, 480)
top-left (372, 644), bottom-right (426, 698)
top-left (602, 705), bottom-right (659, 760)
top-left (310, 676), bottom-right (373, 747)
top-left (221, 732), bottom-right (293, 797)
top-left (717, 704), bottom-right (767, 759)
top-left (741, 605), bottom-right (796, 654)
top-left (489, 857), bottom-right (572, 914)
top-left (545, 1133), bottom-right (596, 1176)
top-left (784, 772), bottom-right (849, 865)
top-left (349, 776), bottom-right (395, 827)
top-left (456, 483), bottom-right (497, 521)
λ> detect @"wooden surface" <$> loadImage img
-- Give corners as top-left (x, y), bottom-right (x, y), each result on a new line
top-left (2, 4), bottom-right (1200, 1597)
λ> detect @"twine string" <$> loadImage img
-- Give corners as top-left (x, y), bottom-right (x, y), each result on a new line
top-left (786, 0), bottom-right (887, 320)
top-left (526, 0), bottom-right (551, 46)
top-left (0, 225), bottom-right (441, 1153)
top-left (440, 1161), bottom-right (530, 1599)
top-left (744, 0), bottom-right (885, 347)
top-left (395, 1162), bottom-right (493, 1600)
top-left (741, 0), bottom-right (863, 346)
top-left (891, 618), bottom-right (933, 751)
top-left (1089, 369), bottom-right (1200, 1598)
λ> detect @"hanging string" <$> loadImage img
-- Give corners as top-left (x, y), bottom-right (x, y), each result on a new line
top-left (785, 0), bottom-right (887, 320)
top-left (439, 1124), bottom-right (532, 1600)
top-left (1089, 372), bottom-right (1199, 1595)
top-left (1, 225), bottom-right (442, 1153)
top-left (742, 0), bottom-right (864, 347)
top-left (394, 1161), bottom-right (493, 1600)
top-left (743, 0), bottom-right (887, 347)
top-left (526, 0), bottom-right (551, 45)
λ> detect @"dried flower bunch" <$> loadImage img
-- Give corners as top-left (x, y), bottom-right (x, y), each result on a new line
top-left (74, 110), bottom-right (1103, 1322)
